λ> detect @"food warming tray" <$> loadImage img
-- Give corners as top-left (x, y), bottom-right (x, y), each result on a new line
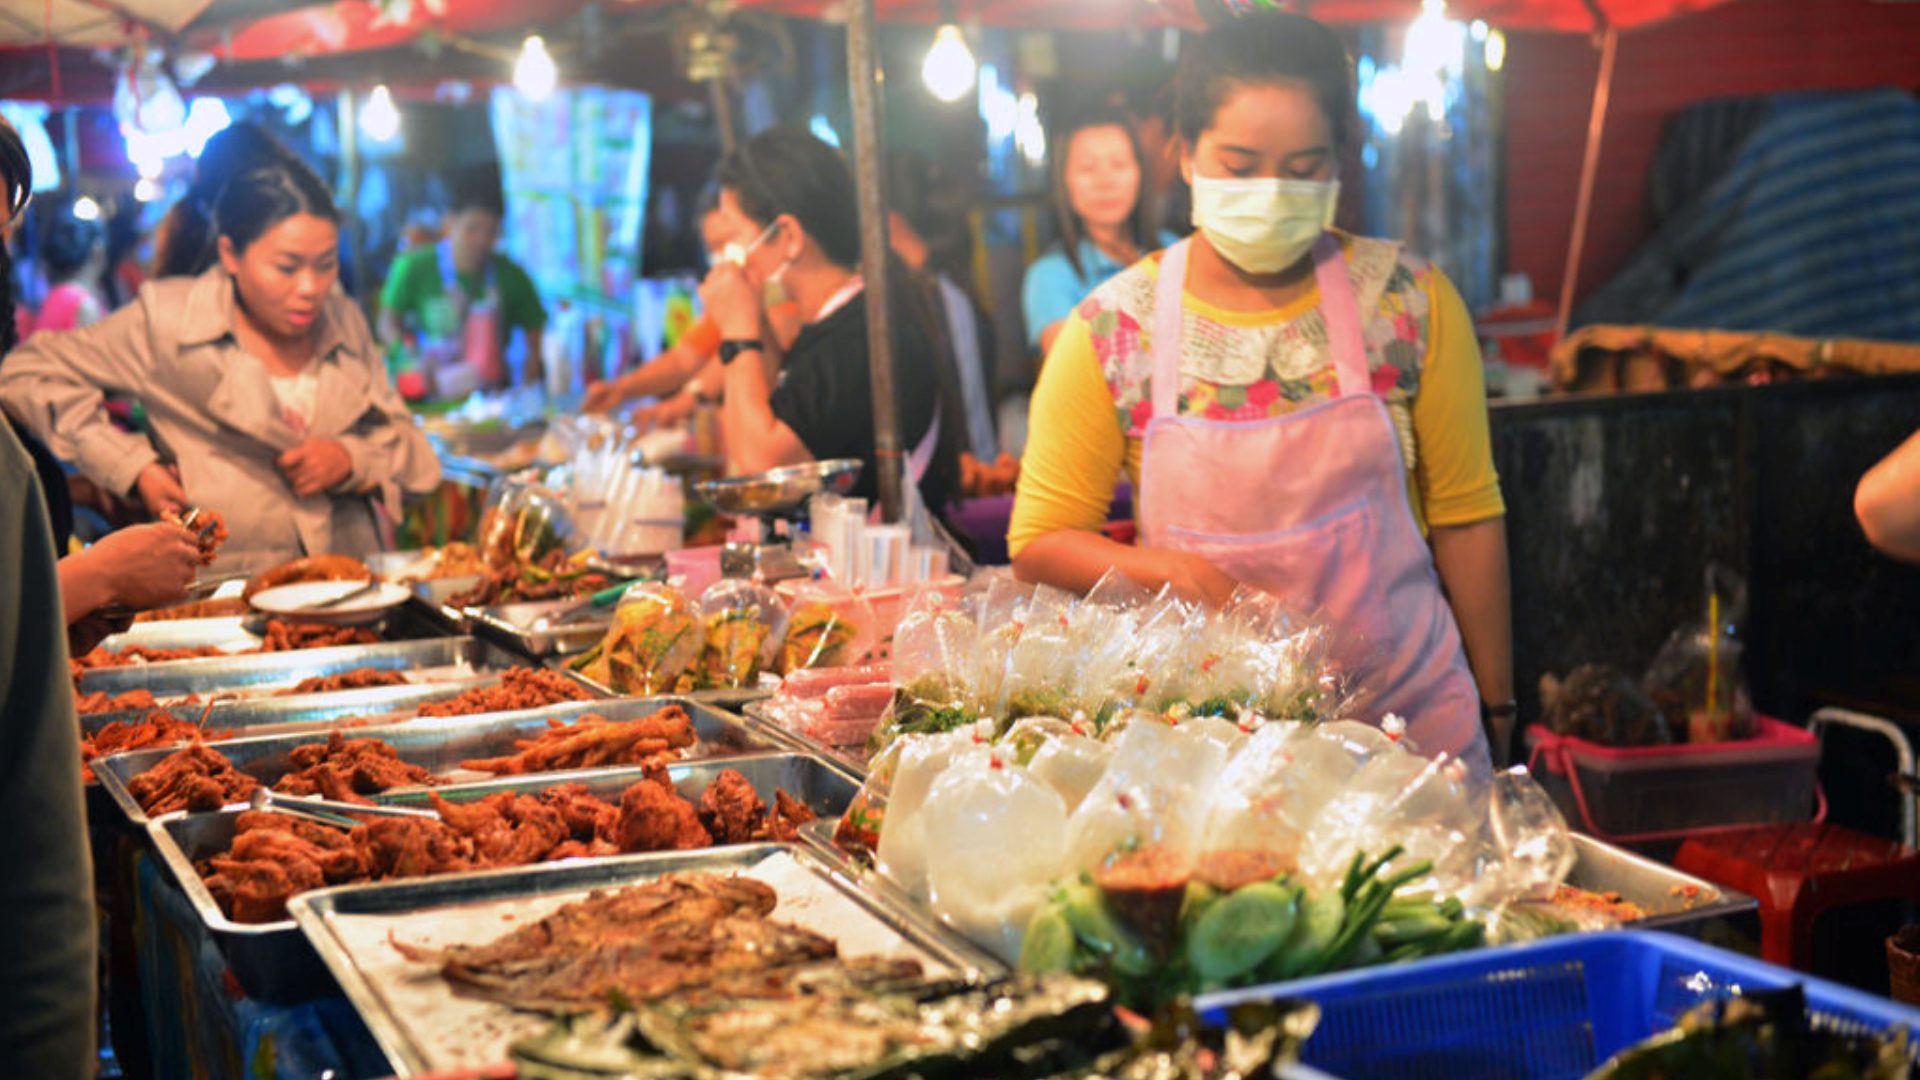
top-left (146, 754), bottom-right (869, 1003)
top-left (470, 598), bottom-right (613, 657)
top-left (1563, 833), bottom-right (1754, 931)
top-left (94, 695), bottom-right (772, 829)
top-left (288, 841), bottom-right (1002, 1074)
top-left (76, 632), bottom-right (505, 701)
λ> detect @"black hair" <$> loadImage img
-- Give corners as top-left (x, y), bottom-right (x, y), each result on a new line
top-left (215, 155), bottom-right (339, 255)
top-left (1047, 104), bottom-right (1157, 282)
top-left (1173, 8), bottom-right (1354, 151)
top-left (155, 122), bottom-right (297, 277)
top-left (0, 114), bottom-right (25, 357)
top-left (42, 202), bottom-right (103, 281)
top-left (885, 149), bottom-right (975, 284)
top-left (714, 126), bottom-right (861, 269)
top-left (450, 176), bottom-right (505, 219)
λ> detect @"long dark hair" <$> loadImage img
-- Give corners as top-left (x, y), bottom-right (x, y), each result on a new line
top-left (1175, 7), bottom-right (1355, 152)
top-left (1049, 104), bottom-right (1156, 282)
top-left (714, 126), bottom-right (966, 503)
top-left (154, 122), bottom-right (299, 277)
top-left (0, 114), bottom-right (24, 357)
top-left (215, 155), bottom-right (339, 256)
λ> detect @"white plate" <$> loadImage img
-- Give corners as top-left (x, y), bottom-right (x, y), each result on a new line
top-left (248, 580), bottom-right (411, 625)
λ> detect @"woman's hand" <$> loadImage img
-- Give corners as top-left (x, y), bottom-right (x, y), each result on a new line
top-left (632, 388), bottom-right (701, 431)
top-left (134, 462), bottom-right (187, 518)
top-left (84, 523), bottom-right (200, 609)
top-left (699, 263), bottom-right (763, 341)
top-left (277, 438), bottom-right (354, 497)
top-left (581, 377), bottom-right (629, 416)
top-left (1164, 551), bottom-right (1242, 609)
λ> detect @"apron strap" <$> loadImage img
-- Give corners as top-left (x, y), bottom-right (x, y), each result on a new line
top-left (1150, 239), bottom-right (1192, 420)
top-left (907, 409), bottom-right (941, 485)
top-left (1311, 233), bottom-right (1373, 399)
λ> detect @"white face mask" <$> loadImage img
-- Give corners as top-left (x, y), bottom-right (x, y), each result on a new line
top-left (1189, 175), bottom-right (1339, 275)
top-left (718, 220), bottom-right (792, 308)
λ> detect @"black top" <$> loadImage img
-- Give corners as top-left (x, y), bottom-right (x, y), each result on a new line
top-left (770, 289), bottom-right (955, 512)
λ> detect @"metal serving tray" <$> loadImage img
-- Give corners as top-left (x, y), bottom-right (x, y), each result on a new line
top-left (288, 842), bottom-right (1004, 1074)
top-left (1565, 833), bottom-right (1754, 931)
top-left (95, 695), bottom-right (771, 829)
top-left (79, 637), bottom-right (530, 735)
top-left (147, 754), bottom-right (868, 1004)
top-left (564, 661), bottom-right (776, 714)
top-left (743, 698), bottom-right (872, 781)
top-left (471, 598), bottom-right (611, 657)
top-left (77, 634), bottom-right (512, 701)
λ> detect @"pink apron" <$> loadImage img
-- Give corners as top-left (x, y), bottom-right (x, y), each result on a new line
top-left (1138, 235), bottom-right (1488, 772)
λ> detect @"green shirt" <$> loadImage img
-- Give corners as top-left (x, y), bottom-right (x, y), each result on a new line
top-left (380, 244), bottom-right (548, 343)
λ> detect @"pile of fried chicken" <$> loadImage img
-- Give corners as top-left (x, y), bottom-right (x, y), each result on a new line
top-left (460, 705), bottom-right (696, 775)
top-left (274, 732), bottom-right (437, 803)
top-left (126, 741), bottom-right (260, 815)
top-left (199, 767), bottom-right (815, 922)
top-left (81, 711), bottom-right (225, 782)
top-left (415, 668), bottom-right (590, 718)
top-left (278, 668), bottom-right (410, 696)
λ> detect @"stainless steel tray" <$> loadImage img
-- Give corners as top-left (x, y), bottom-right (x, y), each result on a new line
top-left (566, 663), bottom-right (776, 713)
top-left (79, 637), bottom-right (530, 736)
top-left (78, 634), bottom-right (509, 700)
top-left (287, 842), bottom-right (1003, 1075)
top-left (144, 752), bottom-right (866, 1003)
top-left (472, 598), bottom-right (611, 657)
top-left (95, 695), bottom-right (774, 828)
top-left (1565, 833), bottom-right (1754, 931)
top-left (743, 698), bottom-right (872, 781)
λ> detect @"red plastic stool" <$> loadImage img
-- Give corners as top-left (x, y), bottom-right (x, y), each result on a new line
top-left (1675, 822), bottom-right (1920, 971)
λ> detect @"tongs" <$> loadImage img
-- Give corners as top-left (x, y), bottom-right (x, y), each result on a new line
top-left (249, 787), bottom-right (441, 829)
top-left (529, 581), bottom-right (630, 632)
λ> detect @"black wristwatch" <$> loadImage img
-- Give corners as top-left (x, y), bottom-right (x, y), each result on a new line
top-left (718, 339), bottom-right (763, 367)
top-left (1481, 700), bottom-right (1519, 725)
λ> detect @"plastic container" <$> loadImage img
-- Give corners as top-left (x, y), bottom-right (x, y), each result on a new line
top-left (1525, 716), bottom-right (1822, 844)
top-left (1200, 931), bottom-right (1920, 1080)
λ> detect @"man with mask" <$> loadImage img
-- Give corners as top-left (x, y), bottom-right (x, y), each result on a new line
top-left (380, 177), bottom-right (547, 393)
top-left (0, 111), bottom-right (97, 1079)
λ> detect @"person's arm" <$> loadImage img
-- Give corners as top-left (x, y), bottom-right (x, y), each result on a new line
top-left (1006, 311), bottom-right (1240, 606)
top-left (1857, 429), bottom-right (1920, 562)
top-left (0, 293), bottom-right (163, 501)
top-left (1412, 268), bottom-right (1515, 732)
top-left (1021, 253), bottom-right (1079, 368)
top-left (56, 523), bottom-right (199, 625)
top-left (702, 264), bottom-right (808, 475)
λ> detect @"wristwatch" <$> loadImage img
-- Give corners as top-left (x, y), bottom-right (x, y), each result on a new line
top-left (718, 339), bottom-right (763, 366)
top-left (1481, 700), bottom-right (1519, 725)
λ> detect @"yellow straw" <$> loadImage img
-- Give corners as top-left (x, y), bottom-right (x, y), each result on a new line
top-left (1706, 591), bottom-right (1721, 727)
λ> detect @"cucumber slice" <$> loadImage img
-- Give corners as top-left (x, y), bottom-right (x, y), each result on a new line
top-left (1186, 881), bottom-right (1299, 984)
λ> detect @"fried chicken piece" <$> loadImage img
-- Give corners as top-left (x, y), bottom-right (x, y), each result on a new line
top-left (259, 620), bottom-right (380, 652)
top-left (227, 825), bottom-right (366, 883)
top-left (279, 668), bottom-right (409, 695)
top-left (203, 855), bottom-right (321, 923)
top-left (698, 768), bottom-right (769, 845)
top-left (81, 708), bottom-right (227, 782)
top-left (75, 688), bottom-right (159, 716)
top-left (127, 742), bottom-right (257, 815)
top-left (548, 838), bottom-right (620, 860)
top-left (414, 668), bottom-right (591, 719)
top-left (770, 789), bottom-right (818, 843)
top-left (616, 767), bottom-right (712, 852)
top-left (273, 732), bottom-right (433, 799)
top-left (459, 705), bottom-right (696, 776)
top-left (163, 507), bottom-right (227, 565)
top-left (359, 817), bottom-right (476, 880)
top-left (541, 783), bottom-right (621, 843)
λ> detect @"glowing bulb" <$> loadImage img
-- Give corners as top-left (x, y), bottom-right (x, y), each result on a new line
top-left (1485, 28), bottom-right (1507, 72)
top-left (921, 24), bottom-right (977, 104)
top-left (1014, 92), bottom-right (1046, 166)
top-left (134, 178), bottom-right (162, 202)
top-left (361, 84), bottom-right (401, 143)
top-left (72, 196), bottom-right (101, 221)
top-left (514, 35), bottom-right (558, 102)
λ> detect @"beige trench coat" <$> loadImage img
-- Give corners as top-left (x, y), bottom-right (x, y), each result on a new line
top-left (0, 267), bottom-right (440, 562)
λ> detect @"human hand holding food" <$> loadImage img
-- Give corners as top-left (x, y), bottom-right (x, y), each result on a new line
top-left (276, 438), bottom-right (353, 497)
top-left (699, 263), bottom-right (762, 341)
top-left (85, 522), bottom-right (200, 609)
top-left (631, 388), bottom-right (700, 431)
top-left (134, 462), bottom-right (188, 518)
top-left (581, 377), bottom-right (629, 416)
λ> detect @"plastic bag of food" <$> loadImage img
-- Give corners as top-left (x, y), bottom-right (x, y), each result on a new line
top-left (1077, 589), bottom-right (1202, 724)
top-left (997, 585), bottom-right (1081, 724)
top-left (1539, 663), bottom-right (1672, 747)
top-left (1295, 732), bottom-right (1482, 893)
top-left (776, 577), bottom-right (875, 675)
top-left (1643, 564), bottom-right (1755, 743)
top-left (919, 753), bottom-right (1072, 964)
top-left (873, 727), bottom-right (994, 897)
top-left (1063, 715), bottom-right (1232, 883)
top-left (868, 590), bottom-right (982, 752)
top-left (570, 581), bottom-right (704, 694)
top-left (477, 473), bottom-right (571, 569)
top-left (1023, 721), bottom-right (1114, 813)
top-left (1191, 722), bottom-right (1321, 882)
top-left (695, 578), bottom-right (787, 689)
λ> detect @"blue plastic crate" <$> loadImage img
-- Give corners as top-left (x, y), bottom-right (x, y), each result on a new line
top-left (1200, 931), bottom-right (1920, 1080)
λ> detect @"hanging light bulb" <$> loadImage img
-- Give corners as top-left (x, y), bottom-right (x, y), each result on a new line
top-left (514, 35), bottom-right (558, 101)
top-left (1485, 28), bottom-right (1508, 72)
top-left (922, 24), bottom-right (977, 104)
top-left (361, 84), bottom-right (402, 143)
top-left (134, 177), bottom-right (162, 203)
top-left (72, 196), bottom-right (102, 221)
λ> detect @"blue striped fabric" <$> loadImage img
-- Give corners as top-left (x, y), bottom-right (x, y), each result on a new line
top-left (1575, 89), bottom-right (1920, 343)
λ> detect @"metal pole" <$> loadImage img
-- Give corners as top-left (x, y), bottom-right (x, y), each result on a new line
top-left (337, 89), bottom-right (366, 301)
top-left (708, 77), bottom-right (737, 155)
top-left (846, 0), bottom-right (904, 523)
top-left (1554, 23), bottom-right (1617, 342)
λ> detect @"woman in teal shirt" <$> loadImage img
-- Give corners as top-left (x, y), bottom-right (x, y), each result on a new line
top-left (1021, 105), bottom-right (1173, 360)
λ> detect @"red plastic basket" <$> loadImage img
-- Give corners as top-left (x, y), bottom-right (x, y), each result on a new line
top-left (1525, 715), bottom-right (1825, 845)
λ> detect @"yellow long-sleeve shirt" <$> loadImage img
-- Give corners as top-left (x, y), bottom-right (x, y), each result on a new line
top-left (1008, 234), bottom-right (1505, 560)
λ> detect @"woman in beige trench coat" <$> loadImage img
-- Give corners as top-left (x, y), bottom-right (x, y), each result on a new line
top-left (0, 155), bottom-right (438, 564)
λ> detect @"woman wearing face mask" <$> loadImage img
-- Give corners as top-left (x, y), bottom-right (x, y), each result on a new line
top-left (0, 154), bottom-right (441, 562)
top-left (697, 126), bottom-right (962, 515)
top-left (1009, 9), bottom-right (1511, 770)
top-left (1021, 105), bottom-right (1173, 361)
